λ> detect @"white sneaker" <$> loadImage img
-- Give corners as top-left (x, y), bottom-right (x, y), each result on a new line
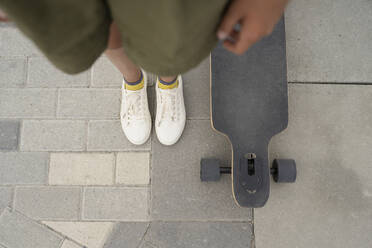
top-left (155, 75), bottom-right (186, 146)
top-left (120, 70), bottom-right (151, 145)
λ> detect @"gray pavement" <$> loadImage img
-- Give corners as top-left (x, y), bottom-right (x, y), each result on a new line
top-left (1, 0), bottom-right (372, 247)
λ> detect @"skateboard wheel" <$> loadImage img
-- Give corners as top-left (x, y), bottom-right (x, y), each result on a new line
top-left (271, 159), bottom-right (296, 183)
top-left (200, 159), bottom-right (221, 181)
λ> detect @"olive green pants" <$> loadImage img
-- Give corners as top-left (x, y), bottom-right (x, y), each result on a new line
top-left (0, 0), bottom-right (229, 75)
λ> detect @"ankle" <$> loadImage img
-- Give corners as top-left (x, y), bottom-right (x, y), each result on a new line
top-left (124, 69), bottom-right (142, 83)
top-left (158, 76), bottom-right (178, 90)
top-left (159, 76), bottom-right (177, 83)
top-left (124, 70), bottom-right (144, 91)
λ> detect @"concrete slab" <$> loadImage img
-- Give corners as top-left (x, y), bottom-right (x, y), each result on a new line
top-left (256, 84), bottom-right (372, 247)
top-left (151, 120), bottom-right (251, 221)
top-left (103, 222), bottom-right (149, 248)
top-left (285, 0), bottom-right (372, 82)
top-left (141, 222), bottom-right (252, 248)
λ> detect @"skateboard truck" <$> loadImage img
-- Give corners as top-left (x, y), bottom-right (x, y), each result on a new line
top-left (200, 157), bottom-right (296, 183)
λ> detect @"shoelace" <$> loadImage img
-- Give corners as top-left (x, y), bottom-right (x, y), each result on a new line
top-left (158, 89), bottom-right (178, 125)
top-left (123, 90), bottom-right (145, 125)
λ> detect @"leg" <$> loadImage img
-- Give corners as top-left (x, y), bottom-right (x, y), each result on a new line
top-left (104, 22), bottom-right (141, 82)
top-left (107, 22), bottom-right (151, 145)
top-left (105, 22), bottom-right (177, 83)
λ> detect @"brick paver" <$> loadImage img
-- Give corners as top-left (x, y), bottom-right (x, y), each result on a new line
top-left (92, 56), bottom-right (123, 88)
top-left (0, 27), bottom-right (39, 56)
top-left (0, 187), bottom-right (12, 212)
top-left (27, 57), bottom-right (90, 88)
top-left (87, 120), bottom-right (151, 151)
top-left (0, 58), bottom-right (26, 87)
top-left (0, 89), bottom-right (56, 118)
top-left (43, 221), bottom-right (114, 248)
top-left (21, 120), bottom-right (86, 151)
top-left (0, 152), bottom-right (48, 184)
top-left (103, 222), bottom-right (149, 248)
top-left (57, 89), bottom-right (120, 119)
top-left (83, 187), bottom-right (149, 221)
top-left (0, 121), bottom-right (20, 150)
top-left (49, 153), bottom-right (115, 185)
top-left (116, 152), bottom-right (150, 185)
top-left (60, 240), bottom-right (83, 248)
top-left (15, 186), bottom-right (81, 220)
top-left (0, 208), bottom-right (63, 248)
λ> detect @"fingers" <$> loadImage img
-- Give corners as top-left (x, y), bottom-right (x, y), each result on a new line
top-left (224, 18), bottom-right (274, 55)
top-left (217, 2), bottom-right (242, 40)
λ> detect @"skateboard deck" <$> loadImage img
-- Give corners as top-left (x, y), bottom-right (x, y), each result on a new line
top-left (209, 17), bottom-right (289, 207)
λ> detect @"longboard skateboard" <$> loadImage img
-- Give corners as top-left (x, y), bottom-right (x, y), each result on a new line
top-left (200, 17), bottom-right (296, 208)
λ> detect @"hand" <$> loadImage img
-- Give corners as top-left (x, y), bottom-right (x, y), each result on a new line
top-left (217, 0), bottom-right (289, 55)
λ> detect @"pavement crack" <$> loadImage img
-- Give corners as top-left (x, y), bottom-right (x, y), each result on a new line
top-left (137, 222), bottom-right (152, 248)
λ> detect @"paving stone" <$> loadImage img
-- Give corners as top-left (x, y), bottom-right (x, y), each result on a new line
top-left (0, 120), bottom-right (19, 150)
top-left (139, 242), bottom-right (157, 248)
top-left (151, 120), bottom-right (251, 220)
top-left (0, 58), bottom-right (26, 87)
top-left (87, 121), bottom-right (150, 151)
top-left (116, 152), bottom-right (150, 185)
top-left (43, 221), bottom-right (114, 248)
top-left (256, 84), bottom-right (372, 248)
top-left (103, 222), bottom-right (149, 248)
top-left (183, 58), bottom-right (210, 119)
top-left (21, 120), bottom-right (86, 151)
top-left (91, 56), bottom-right (123, 88)
top-left (141, 222), bottom-right (252, 248)
top-left (0, 187), bottom-right (12, 212)
top-left (285, 0), bottom-right (372, 82)
top-left (0, 27), bottom-right (40, 56)
top-left (0, 208), bottom-right (63, 248)
top-left (27, 57), bottom-right (90, 87)
top-left (83, 187), bottom-right (148, 221)
top-left (15, 186), bottom-right (80, 220)
top-left (0, 89), bottom-right (56, 118)
top-left (60, 240), bottom-right (83, 248)
top-left (49, 153), bottom-right (114, 185)
top-left (57, 89), bottom-right (120, 119)
top-left (0, 152), bottom-right (48, 184)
